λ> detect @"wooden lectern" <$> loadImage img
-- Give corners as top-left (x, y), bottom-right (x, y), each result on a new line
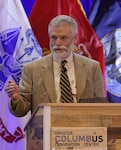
top-left (24, 103), bottom-right (121, 150)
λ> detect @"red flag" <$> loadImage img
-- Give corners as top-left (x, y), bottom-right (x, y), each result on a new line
top-left (29, 0), bottom-right (105, 87)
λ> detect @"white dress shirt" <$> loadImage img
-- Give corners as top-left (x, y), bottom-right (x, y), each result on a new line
top-left (53, 53), bottom-right (77, 103)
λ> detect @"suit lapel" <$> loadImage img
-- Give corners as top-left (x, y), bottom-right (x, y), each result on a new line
top-left (41, 54), bottom-right (56, 102)
top-left (74, 54), bottom-right (88, 102)
top-left (41, 53), bottom-right (88, 103)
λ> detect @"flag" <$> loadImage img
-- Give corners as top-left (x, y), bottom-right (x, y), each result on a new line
top-left (88, 0), bottom-right (121, 102)
top-left (29, 0), bottom-right (105, 85)
top-left (21, 0), bottom-right (35, 17)
top-left (0, 0), bottom-right (42, 150)
top-left (80, 0), bottom-right (95, 16)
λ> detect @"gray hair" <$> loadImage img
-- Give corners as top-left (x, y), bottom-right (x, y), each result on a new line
top-left (48, 15), bottom-right (78, 36)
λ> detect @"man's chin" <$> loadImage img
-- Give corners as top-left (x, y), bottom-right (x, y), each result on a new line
top-left (53, 52), bottom-right (67, 60)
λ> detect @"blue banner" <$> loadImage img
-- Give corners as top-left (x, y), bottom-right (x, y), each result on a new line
top-left (88, 0), bottom-right (121, 102)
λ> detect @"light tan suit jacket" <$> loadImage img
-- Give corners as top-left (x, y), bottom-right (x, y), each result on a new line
top-left (9, 53), bottom-right (105, 117)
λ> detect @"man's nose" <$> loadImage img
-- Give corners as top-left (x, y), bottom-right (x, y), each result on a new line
top-left (56, 38), bottom-right (62, 45)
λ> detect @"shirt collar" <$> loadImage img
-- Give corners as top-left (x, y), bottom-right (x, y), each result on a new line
top-left (53, 53), bottom-right (73, 64)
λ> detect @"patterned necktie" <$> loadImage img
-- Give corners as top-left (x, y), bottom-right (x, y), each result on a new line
top-left (60, 60), bottom-right (74, 103)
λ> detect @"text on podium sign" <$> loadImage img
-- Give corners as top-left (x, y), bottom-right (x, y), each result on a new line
top-left (51, 127), bottom-right (107, 150)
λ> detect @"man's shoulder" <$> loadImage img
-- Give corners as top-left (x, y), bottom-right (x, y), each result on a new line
top-left (73, 53), bottom-right (99, 64)
top-left (24, 54), bottom-right (52, 67)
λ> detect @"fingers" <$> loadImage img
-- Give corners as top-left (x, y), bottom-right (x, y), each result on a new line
top-left (5, 80), bottom-right (18, 98)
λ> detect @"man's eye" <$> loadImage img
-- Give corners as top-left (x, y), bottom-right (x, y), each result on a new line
top-left (50, 36), bottom-right (68, 41)
top-left (61, 36), bottom-right (68, 40)
top-left (50, 36), bottom-right (57, 40)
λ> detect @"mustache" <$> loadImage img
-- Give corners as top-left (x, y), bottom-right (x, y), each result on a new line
top-left (52, 45), bottom-right (68, 51)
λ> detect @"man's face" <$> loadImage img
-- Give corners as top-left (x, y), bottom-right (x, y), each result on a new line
top-left (49, 25), bottom-right (76, 60)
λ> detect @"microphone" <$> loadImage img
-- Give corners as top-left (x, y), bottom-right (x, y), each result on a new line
top-left (63, 67), bottom-right (67, 73)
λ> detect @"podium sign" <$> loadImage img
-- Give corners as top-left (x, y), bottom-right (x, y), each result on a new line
top-left (51, 127), bottom-right (107, 150)
top-left (24, 103), bottom-right (121, 150)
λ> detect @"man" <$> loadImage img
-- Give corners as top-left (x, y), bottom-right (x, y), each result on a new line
top-left (5, 15), bottom-right (105, 117)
